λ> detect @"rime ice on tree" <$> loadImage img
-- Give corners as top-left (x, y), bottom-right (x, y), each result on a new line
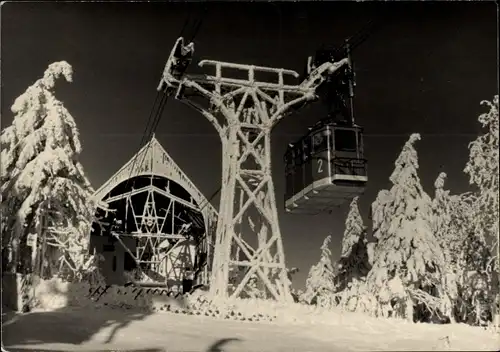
top-left (1, 61), bottom-right (94, 277)
top-left (463, 96), bottom-right (499, 325)
top-left (341, 197), bottom-right (366, 258)
top-left (433, 186), bottom-right (492, 324)
top-left (366, 133), bottom-right (446, 321)
top-left (431, 172), bottom-right (461, 322)
top-left (464, 96), bottom-right (499, 248)
top-left (302, 235), bottom-right (336, 307)
top-left (431, 173), bottom-right (455, 266)
top-left (335, 196), bottom-right (371, 293)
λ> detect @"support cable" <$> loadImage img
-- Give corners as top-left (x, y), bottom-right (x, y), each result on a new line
top-left (109, 6), bottom-right (200, 212)
top-left (102, 7), bottom-right (210, 283)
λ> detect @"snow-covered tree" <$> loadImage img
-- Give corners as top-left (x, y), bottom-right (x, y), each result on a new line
top-left (431, 172), bottom-right (460, 322)
top-left (449, 192), bottom-right (494, 325)
top-left (286, 267), bottom-right (301, 302)
top-left (335, 197), bottom-right (371, 293)
top-left (432, 173), bottom-right (452, 245)
top-left (370, 189), bottom-right (392, 243)
top-left (462, 96), bottom-right (499, 325)
top-left (302, 235), bottom-right (336, 307)
top-left (341, 197), bottom-right (366, 258)
top-left (366, 133), bottom-right (446, 321)
top-left (464, 96), bottom-right (499, 245)
top-left (330, 190), bottom-right (394, 315)
top-left (430, 171), bottom-right (493, 324)
top-left (1, 61), bottom-right (95, 279)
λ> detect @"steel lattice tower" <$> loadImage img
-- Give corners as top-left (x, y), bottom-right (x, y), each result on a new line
top-left (158, 38), bottom-right (350, 302)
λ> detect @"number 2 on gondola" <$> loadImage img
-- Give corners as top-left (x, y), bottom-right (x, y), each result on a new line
top-left (316, 159), bottom-right (323, 174)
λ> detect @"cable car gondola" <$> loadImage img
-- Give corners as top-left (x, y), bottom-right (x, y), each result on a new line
top-left (284, 120), bottom-right (367, 214)
top-left (285, 39), bottom-right (368, 215)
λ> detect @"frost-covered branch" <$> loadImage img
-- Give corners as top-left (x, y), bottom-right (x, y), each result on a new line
top-left (363, 133), bottom-right (447, 322)
top-left (1, 61), bottom-right (95, 277)
top-left (335, 197), bottom-right (371, 296)
top-left (462, 96), bottom-right (499, 325)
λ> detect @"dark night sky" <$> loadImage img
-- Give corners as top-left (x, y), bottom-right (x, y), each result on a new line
top-left (1, 1), bottom-right (498, 288)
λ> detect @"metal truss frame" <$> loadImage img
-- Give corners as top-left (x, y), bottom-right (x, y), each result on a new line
top-left (93, 137), bottom-right (218, 287)
top-left (157, 37), bottom-right (349, 302)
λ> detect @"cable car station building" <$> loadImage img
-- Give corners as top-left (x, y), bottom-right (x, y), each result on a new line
top-left (89, 136), bottom-right (218, 292)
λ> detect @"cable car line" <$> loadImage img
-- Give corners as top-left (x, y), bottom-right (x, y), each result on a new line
top-left (199, 185), bottom-right (222, 214)
top-left (117, 11), bottom-right (197, 199)
top-left (179, 2), bottom-right (193, 38)
top-left (119, 92), bottom-right (163, 194)
top-left (188, 18), bottom-right (203, 43)
top-left (129, 94), bottom-right (170, 191)
top-left (121, 9), bottom-right (205, 195)
top-left (187, 3), bottom-right (207, 43)
top-left (308, 16), bottom-right (389, 128)
top-left (118, 9), bottom-right (206, 203)
top-left (100, 11), bottom-right (204, 235)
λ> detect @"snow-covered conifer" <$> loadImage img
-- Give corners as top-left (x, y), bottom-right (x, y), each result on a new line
top-left (464, 96), bottom-right (499, 244)
top-left (366, 133), bottom-right (446, 321)
top-left (341, 197), bottom-right (366, 258)
top-left (1, 61), bottom-right (94, 278)
top-left (431, 172), bottom-right (460, 322)
top-left (462, 96), bottom-right (499, 325)
top-left (335, 197), bottom-right (371, 293)
top-left (302, 235), bottom-right (336, 307)
top-left (432, 172), bottom-right (452, 242)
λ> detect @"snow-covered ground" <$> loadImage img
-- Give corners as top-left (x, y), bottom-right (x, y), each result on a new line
top-left (3, 307), bottom-right (499, 352)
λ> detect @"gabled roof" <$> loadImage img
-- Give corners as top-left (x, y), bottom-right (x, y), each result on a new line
top-left (93, 135), bottom-right (217, 221)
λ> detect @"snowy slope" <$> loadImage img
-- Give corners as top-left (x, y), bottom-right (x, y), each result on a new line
top-left (3, 307), bottom-right (499, 352)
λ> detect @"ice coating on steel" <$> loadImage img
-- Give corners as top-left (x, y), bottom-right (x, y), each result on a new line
top-left (157, 37), bottom-right (195, 92)
top-left (156, 36), bottom-right (353, 303)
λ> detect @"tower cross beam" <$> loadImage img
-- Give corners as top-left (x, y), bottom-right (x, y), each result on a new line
top-left (234, 176), bottom-right (273, 225)
top-left (199, 59), bottom-right (300, 77)
top-left (158, 37), bottom-right (349, 302)
top-left (236, 131), bottom-right (266, 168)
top-left (185, 76), bottom-right (308, 93)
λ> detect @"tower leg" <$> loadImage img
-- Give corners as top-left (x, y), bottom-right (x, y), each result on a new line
top-left (209, 133), bottom-right (237, 299)
top-left (209, 124), bottom-right (291, 302)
